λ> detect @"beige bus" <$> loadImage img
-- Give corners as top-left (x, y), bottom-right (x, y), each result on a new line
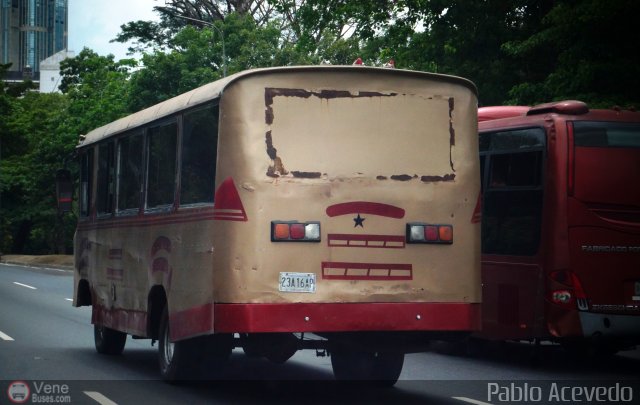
top-left (67, 66), bottom-right (481, 384)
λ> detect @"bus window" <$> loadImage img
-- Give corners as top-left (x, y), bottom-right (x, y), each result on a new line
top-left (481, 127), bottom-right (545, 255)
top-left (574, 121), bottom-right (640, 148)
top-left (146, 121), bottom-right (178, 211)
top-left (180, 104), bottom-right (219, 206)
top-left (96, 142), bottom-right (115, 216)
top-left (117, 132), bottom-right (144, 213)
top-left (79, 149), bottom-right (93, 218)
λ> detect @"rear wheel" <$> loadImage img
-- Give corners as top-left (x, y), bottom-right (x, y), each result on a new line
top-left (158, 307), bottom-right (198, 381)
top-left (331, 349), bottom-right (404, 386)
top-left (94, 324), bottom-right (126, 355)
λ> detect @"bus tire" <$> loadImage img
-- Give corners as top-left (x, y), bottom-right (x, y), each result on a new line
top-left (94, 324), bottom-right (126, 355)
top-left (158, 306), bottom-right (198, 381)
top-left (331, 350), bottom-right (404, 386)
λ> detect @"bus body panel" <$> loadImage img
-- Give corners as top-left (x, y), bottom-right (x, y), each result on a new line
top-left (478, 102), bottom-right (640, 346)
top-left (74, 67), bottom-right (481, 345)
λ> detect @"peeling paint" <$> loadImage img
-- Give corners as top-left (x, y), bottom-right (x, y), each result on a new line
top-left (421, 174), bottom-right (456, 182)
top-left (390, 174), bottom-right (417, 181)
top-left (448, 97), bottom-right (456, 172)
top-left (265, 130), bottom-right (288, 177)
top-left (291, 171), bottom-right (322, 179)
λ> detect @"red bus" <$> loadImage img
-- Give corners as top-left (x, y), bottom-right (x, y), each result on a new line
top-left (477, 100), bottom-right (640, 354)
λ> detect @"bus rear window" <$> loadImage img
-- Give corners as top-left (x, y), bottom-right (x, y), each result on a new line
top-left (574, 122), bottom-right (640, 148)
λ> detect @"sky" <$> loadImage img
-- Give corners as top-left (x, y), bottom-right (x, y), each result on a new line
top-left (68, 0), bottom-right (160, 61)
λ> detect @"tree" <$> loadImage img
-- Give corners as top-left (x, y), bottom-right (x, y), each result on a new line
top-left (126, 13), bottom-right (312, 111)
top-left (504, 0), bottom-right (640, 107)
top-left (113, 0), bottom-right (281, 54)
top-left (0, 91), bottom-right (72, 253)
top-left (59, 48), bottom-right (135, 136)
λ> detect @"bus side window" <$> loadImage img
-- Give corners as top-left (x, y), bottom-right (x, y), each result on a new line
top-left (481, 128), bottom-right (545, 256)
top-left (180, 103), bottom-right (219, 206)
top-left (117, 132), bottom-right (144, 213)
top-left (79, 149), bottom-right (94, 218)
top-left (96, 142), bottom-right (115, 216)
top-left (146, 121), bottom-right (178, 211)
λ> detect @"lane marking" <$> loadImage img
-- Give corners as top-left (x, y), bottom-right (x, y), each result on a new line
top-left (84, 391), bottom-right (118, 405)
top-left (13, 282), bottom-right (37, 290)
top-left (452, 397), bottom-right (493, 405)
top-left (65, 298), bottom-right (73, 302)
top-left (0, 330), bottom-right (15, 341)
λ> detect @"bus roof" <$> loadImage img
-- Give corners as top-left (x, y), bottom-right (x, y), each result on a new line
top-left (479, 100), bottom-right (640, 127)
top-left (78, 65), bottom-right (477, 148)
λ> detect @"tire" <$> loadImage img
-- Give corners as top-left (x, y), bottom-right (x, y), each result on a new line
top-left (331, 349), bottom-right (404, 386)
top-left (157, 306), bottom-right (201, 381)
top-left (94, 324), bottom-right (127, 355)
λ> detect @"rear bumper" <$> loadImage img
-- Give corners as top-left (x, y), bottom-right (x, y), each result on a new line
top-left (579, 311), bottom-right (640, 338)
top-left (206, 302), bottom-right (479, 336)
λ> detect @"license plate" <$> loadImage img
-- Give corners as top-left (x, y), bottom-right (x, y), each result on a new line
top-left (279, 272), bottom-right (316, 293)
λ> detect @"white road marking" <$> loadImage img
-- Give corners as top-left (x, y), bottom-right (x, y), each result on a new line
top-left (452, 397), bottom-right (493, 405)
top-left (13, 282), bottom-right (37, 290)
top-left (65, 298), bottom-right (73, 302)
top-left (0, 330), bottom-right (15, 341)
top-left (84, 391), bottom-right (118, 405)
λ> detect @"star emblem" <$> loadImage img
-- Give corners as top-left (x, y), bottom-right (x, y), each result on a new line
top-left (353, 214), bottom-right (365, 228)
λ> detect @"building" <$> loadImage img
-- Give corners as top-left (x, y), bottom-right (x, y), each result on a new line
top-left (1, 0), bottom-right (68, 82)
top-left (39, 48), bottom-right (72, 92)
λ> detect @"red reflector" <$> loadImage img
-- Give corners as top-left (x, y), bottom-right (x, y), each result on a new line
top-left (438, 225), bottom-right (453, 242)
top-left (290, 224), bottom-right (305, 239)
top-left (274, 224), bottom-right (290, 240)
top-left (425, 226), bottom-right (438, 241)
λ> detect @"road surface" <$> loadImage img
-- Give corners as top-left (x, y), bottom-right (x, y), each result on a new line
top-left (1, 263), bottom-right (638, 404)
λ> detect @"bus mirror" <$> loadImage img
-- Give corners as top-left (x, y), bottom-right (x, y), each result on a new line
top-left (55, 169), bottom-right (73, 214)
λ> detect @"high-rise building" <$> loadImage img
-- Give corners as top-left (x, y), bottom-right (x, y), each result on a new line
top-left (0, 0), bottom-right (68, 81)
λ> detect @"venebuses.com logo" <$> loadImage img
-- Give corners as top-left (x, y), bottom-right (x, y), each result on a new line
top-left (6, 381), bottom-right (71, 404)
top-left (6, 381), bottom-right (30, 404)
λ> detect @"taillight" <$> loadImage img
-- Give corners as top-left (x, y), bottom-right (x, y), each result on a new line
top-left (271, 221), bottom-right (321, 242)
top-left (548, 270), bottom-right (588, 309)
top-left (406, 223), bottom-right (453, 244)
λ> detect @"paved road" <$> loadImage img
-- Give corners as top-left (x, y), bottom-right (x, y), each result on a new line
top-left (1, 263), bottom-right (639, 404)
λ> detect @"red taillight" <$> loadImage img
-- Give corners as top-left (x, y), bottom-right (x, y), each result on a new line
top-left (271, 221), bottom-right (321, 242)
top-left (548, 270), bottom-right (588, 309)
top-left (406, 223), bottom-right (453, 244)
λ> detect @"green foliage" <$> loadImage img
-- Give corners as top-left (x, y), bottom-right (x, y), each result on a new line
top-left (0, 91), bottom-right (73, 253)
top-left (503, 0), bottom-right (640, 107)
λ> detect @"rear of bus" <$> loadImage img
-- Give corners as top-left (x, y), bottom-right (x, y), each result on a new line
top-left (209, 67), bottom-right (481, 357)
top-left (479, 101), bottom-right (640, 351)
top-left (559, 108), bottom-right (640, 351)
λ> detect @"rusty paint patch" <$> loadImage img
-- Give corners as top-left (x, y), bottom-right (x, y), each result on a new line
top-left (265, 131), bottom-right (288, 177)
top-left (448, 97), bottom-right (456, 172)
top-left (421, 174), bottom-right (456, 183)
top-left (291, 171), bottom-right (322, 179)
top-left (265, 130), bottom-right (277, 159)
top-left (390, 174), bottom-right (417, 181)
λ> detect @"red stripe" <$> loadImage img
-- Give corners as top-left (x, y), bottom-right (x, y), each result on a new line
top-left (213, 302), bottom-right (481, 334)
top-left (326, 201), bottom-right (405, 218)
top-left (92, 305), bottom-right (147, 336)
top-left (169, 303), bottom-right (214, 341)
top-left (322, 261), bottom-right (412, 280)
top-left (92, 302), bottom-right (481, 341)
top-left (327, 234), bottom-right (405, 248)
